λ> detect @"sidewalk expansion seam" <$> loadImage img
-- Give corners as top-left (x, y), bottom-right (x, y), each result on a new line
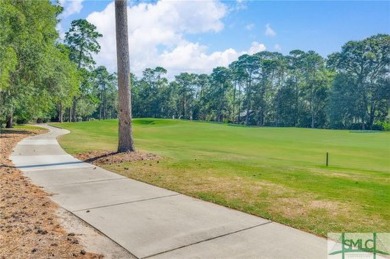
top-left (45, 177), bottom-right (126, 187)
top-left (142, 221), bottom-right (273, 259)
top-left (71, 194), bottom-right (180, 212)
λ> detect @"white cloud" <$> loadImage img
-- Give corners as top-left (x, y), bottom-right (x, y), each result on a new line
top-left (159, 42), bottom-right (240, 75)
top-left (245, 23), bottom-right (255, 31)
top-left (56, 23), bottom-right (65, 40)
top-left (265, 23), bottom-right (276, 37)
top-left (59, 0), bottom-right (84, 18)
top-left (85, 0), bottom-right (265, 77)
top-left (233, 0), bottom-right (248, 11)
top-left (248, 41), bottom-right (267, 55)
top-left (274, 44), bottom-right (282, 51)
top-left (56, 0), bottom-right (84, 38)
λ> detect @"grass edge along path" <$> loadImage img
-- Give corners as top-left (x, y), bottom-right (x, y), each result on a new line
top-left (53, 119), bottom-right (390, 237)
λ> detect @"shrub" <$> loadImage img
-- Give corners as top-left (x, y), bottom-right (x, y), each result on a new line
top-left (374, 121), bottom-right (390, 131)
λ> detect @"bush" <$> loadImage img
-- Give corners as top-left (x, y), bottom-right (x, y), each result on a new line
top-left (374, 121), bottom-right (390, 131)
top-left (371, 123), bottom-right (383, 131)
top-left (383, 122), bottom-right (390, 131)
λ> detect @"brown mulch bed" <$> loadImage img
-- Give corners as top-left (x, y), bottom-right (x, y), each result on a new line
top-left (75, 150), bottom-right (160, 165)
top-left (0, 128), bottom-right (102, 258)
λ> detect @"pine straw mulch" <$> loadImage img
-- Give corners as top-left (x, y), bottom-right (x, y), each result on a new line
top-left (75, 150), bottom-right (160, 166)
top-left (0, 128), bottom-right (102, 259)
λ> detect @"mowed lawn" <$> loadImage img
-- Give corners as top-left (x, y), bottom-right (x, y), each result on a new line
top-left (54, 119), bottom-right (390, 237)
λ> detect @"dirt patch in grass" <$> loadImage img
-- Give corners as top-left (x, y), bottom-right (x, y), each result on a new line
top-left (0, 128), bottom-right (102, 258)
top-left (75, 150), bottom-right (160, 165)
top-left (271, 197), bottom-right (348, 218)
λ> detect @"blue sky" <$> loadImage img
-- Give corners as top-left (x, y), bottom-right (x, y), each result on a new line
top-left (58, 0), bottom-right (390, 76)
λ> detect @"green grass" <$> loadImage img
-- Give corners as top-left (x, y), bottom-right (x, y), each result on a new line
top-left (53, 119), bottom-right (390, 236)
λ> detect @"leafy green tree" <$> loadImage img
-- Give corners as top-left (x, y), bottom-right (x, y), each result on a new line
top-left (275, 78), bottom-right (297, 126)
top-left (297, 51), bottom-right (332, 128)
top-left (141, 67), bottom-right (168, 117)
top-left (174, 73), bottom-right (197, 119)
top-left (302, 51), bottom-right (325, 128)
top-left (235, 54), bottom-right (261, 125)
top-left (195, 74), bottom-right (211, 120)
top-left (0, 3), bottom-right (18, 91)
top-left (159, 78), bottom-right (179, 118)
top-left (44, 44), bottom-right (80, 123)
top-left (229, 60), bottom-right (246, 123)
top-left (279, 50), bottom-right (332, 128)
top-left (65, 19), bottom-right (102, 121)
top-left (328, 34), bottom-right (390, 129)
top-left (285, 50), bottom-right (306, 126)
top-left (0, 0), bottom-right (66, 127)
top-left (208, 67), bottom-right (232, 122)
top-left (252, 51), bottom-right (286, 126)
top-left (65, 19), bottom-right (102, 69)
top-left (328, 73), bottom-right (359, 128)
top-left (93, 66), bottom-right (117, 120)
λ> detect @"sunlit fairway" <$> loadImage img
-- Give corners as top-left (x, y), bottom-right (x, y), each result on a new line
top-left (53, 119), bottom-right (390, 236)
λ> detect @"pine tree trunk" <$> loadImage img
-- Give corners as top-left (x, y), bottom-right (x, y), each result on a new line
top-left (59, 103), bottom-right (64, 123)
top-left (115, 0), bottom-right (135, 152)
top-left (71, 98), bottom-right (77, 122)
top-left (245, 87), bottom-right (250, 126)
top-left (238, 85), bottom-right (241, 124)
top-left (311, 113), bottom-right (315, 129)
top-left (99, 103), bottom-right (102, 120)
top-left (310, 85), bottom-right (315, 128)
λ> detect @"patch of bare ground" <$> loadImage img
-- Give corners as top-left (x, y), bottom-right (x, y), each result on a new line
top-left (75, 150), bottom-right (160, 165)
top-left (0, 128), bottom-right (102, 258)
top-left (271, 197), bottom-right (349, 219)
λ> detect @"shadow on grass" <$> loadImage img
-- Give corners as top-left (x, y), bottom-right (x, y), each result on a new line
top-left (0, 129), bottom-right (34, 136)
top-left (0, 126), bottom-right (47, 138)
top-left (81, 151), bottom-right (119, 163)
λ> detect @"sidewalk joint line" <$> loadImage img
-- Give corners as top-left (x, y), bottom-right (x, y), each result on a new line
top-left (142, 221), bottom-right (273, 259)
top-left (46, 177), bottom-right (126, 187)
top-left (72, 194), bottom-right (180, 212)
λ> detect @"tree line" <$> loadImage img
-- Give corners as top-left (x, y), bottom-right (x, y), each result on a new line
top-left (132, 34), bottom-right (389, 130)
top-left (1, 1), bottom-right (389, 130)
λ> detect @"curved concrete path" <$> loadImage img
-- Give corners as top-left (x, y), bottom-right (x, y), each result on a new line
top-left (10, 125), bottom-right (327, 258)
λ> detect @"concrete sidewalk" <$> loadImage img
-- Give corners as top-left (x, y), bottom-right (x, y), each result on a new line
top-left (10, 125), bottom-right (327, 258)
